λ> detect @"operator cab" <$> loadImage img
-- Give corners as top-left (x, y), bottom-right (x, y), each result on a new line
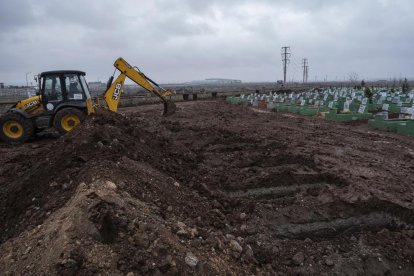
top-left (37, 70), bottom-right (92, 113)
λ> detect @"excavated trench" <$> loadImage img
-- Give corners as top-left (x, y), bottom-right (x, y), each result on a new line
top-left (269, 211), bottom-right (414, 239)
top-left (219, 152), bottom-right (344, 200)
top-left (233, 181), bottom-right (414, 240)
top-left (217, 150), bottom-right (414, 241)
top-left (228, 170), bottom-right (414, 240)
top-left (228, 182), bottom-right (332, 199)
top-left (181, 116), bottom-right (406, 243)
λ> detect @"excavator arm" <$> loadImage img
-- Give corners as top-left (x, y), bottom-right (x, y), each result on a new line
top-left (104, 57), bottom-right (176, 115)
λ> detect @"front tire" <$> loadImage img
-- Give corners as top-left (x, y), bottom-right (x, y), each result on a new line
top-left (0, 113), bottom-right (34, 143)
top-left (53, 108), bottom-right (86, 135)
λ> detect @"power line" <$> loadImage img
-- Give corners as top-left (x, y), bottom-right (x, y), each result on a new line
top-left (281, 46), bottom-right (291, 84)
top-left (289, 57), bottom-right (302, 82)
top-left (291, 58), bottom-right (302, 72)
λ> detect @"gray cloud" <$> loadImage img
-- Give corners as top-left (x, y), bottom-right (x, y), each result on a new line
top-left (0, 0), bottom-right (413, 84)
top-left (0, 0), bottom-right (34, 31)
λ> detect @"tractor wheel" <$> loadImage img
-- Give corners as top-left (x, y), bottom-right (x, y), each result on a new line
top-left (0, 113), bottom-right (34, 143)
top-left (53, 108), bottom-right (86, 135)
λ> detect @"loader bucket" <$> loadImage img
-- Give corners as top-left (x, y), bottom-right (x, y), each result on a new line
top-left (163, 100), bottom-right (176, 116)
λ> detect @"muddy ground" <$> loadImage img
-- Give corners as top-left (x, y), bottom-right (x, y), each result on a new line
top-left (0, 100), bottom-right (413, 275)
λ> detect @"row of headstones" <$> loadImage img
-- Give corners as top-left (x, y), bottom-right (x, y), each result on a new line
top-left (250, 88), bottom-right (414, 104)
top-left (240, 88), bottom-right (414, 118)
top-left (242, 89), bottom-right (414, 105)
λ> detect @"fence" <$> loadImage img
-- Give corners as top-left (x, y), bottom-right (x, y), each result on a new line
top-left (0, 90), bottom-right (237, 114)
top-left (0, 88), bottom-right (36, 101)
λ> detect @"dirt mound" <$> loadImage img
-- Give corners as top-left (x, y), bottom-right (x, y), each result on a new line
top-left (1, 180), bottom-right (236, 275)
top-left (0, 110), bottom-right (167, 242)
top-left (0, 109), bottom-right (260, 275)
top-left (0, 101), bottom-right (414, 275)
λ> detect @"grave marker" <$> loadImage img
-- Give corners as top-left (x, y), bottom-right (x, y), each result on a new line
top-left (343, 101), bottom-right (351, 112)
top-left (410, 109), bottom-right (414, 119)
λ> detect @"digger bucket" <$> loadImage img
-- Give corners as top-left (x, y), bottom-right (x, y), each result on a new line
top-left (163, 100), bottom-right (176, 116)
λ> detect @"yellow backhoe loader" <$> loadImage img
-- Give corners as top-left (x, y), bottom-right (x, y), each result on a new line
top-left (0, 57), bottom-right (176, 143)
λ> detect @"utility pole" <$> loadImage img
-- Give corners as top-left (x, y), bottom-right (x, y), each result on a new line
top-left (305, 64), bottom-right (309, 83)
top-left (25, 72), bottom-right (31, 87)
top-left (281, 46), bottom-right (291, 84)
top-left (302, 58), bottom-right (308, 83)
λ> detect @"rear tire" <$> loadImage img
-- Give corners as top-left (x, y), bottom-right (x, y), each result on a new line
top-left (53, 108), bottom-right (86, 135)
top-left (0, 113), bottom-right (34, 143)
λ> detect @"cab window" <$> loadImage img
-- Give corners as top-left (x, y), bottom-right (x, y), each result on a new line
top-left (80, 75), bottom-right (91, 99)
top-left (64, 74), bottom-right (84, 100)
top-left (44, 75), bottom-right (63, 101)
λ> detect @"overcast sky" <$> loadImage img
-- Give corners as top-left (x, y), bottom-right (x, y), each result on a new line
top-left (1, 0), bottom-right (413, 84)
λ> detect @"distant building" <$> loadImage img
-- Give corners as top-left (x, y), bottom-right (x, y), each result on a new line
top-left (88, 81), bottom-right (105, 90)
top-left (188, 79), bottom-right (242, 84)
top-left (205, 78), bottom-right (242, 84)
top-left (0, 83), bottom-right (4, 89)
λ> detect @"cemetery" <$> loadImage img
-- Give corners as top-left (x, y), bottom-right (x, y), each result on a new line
top-left (227, 87), bottom-right (414, 136)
